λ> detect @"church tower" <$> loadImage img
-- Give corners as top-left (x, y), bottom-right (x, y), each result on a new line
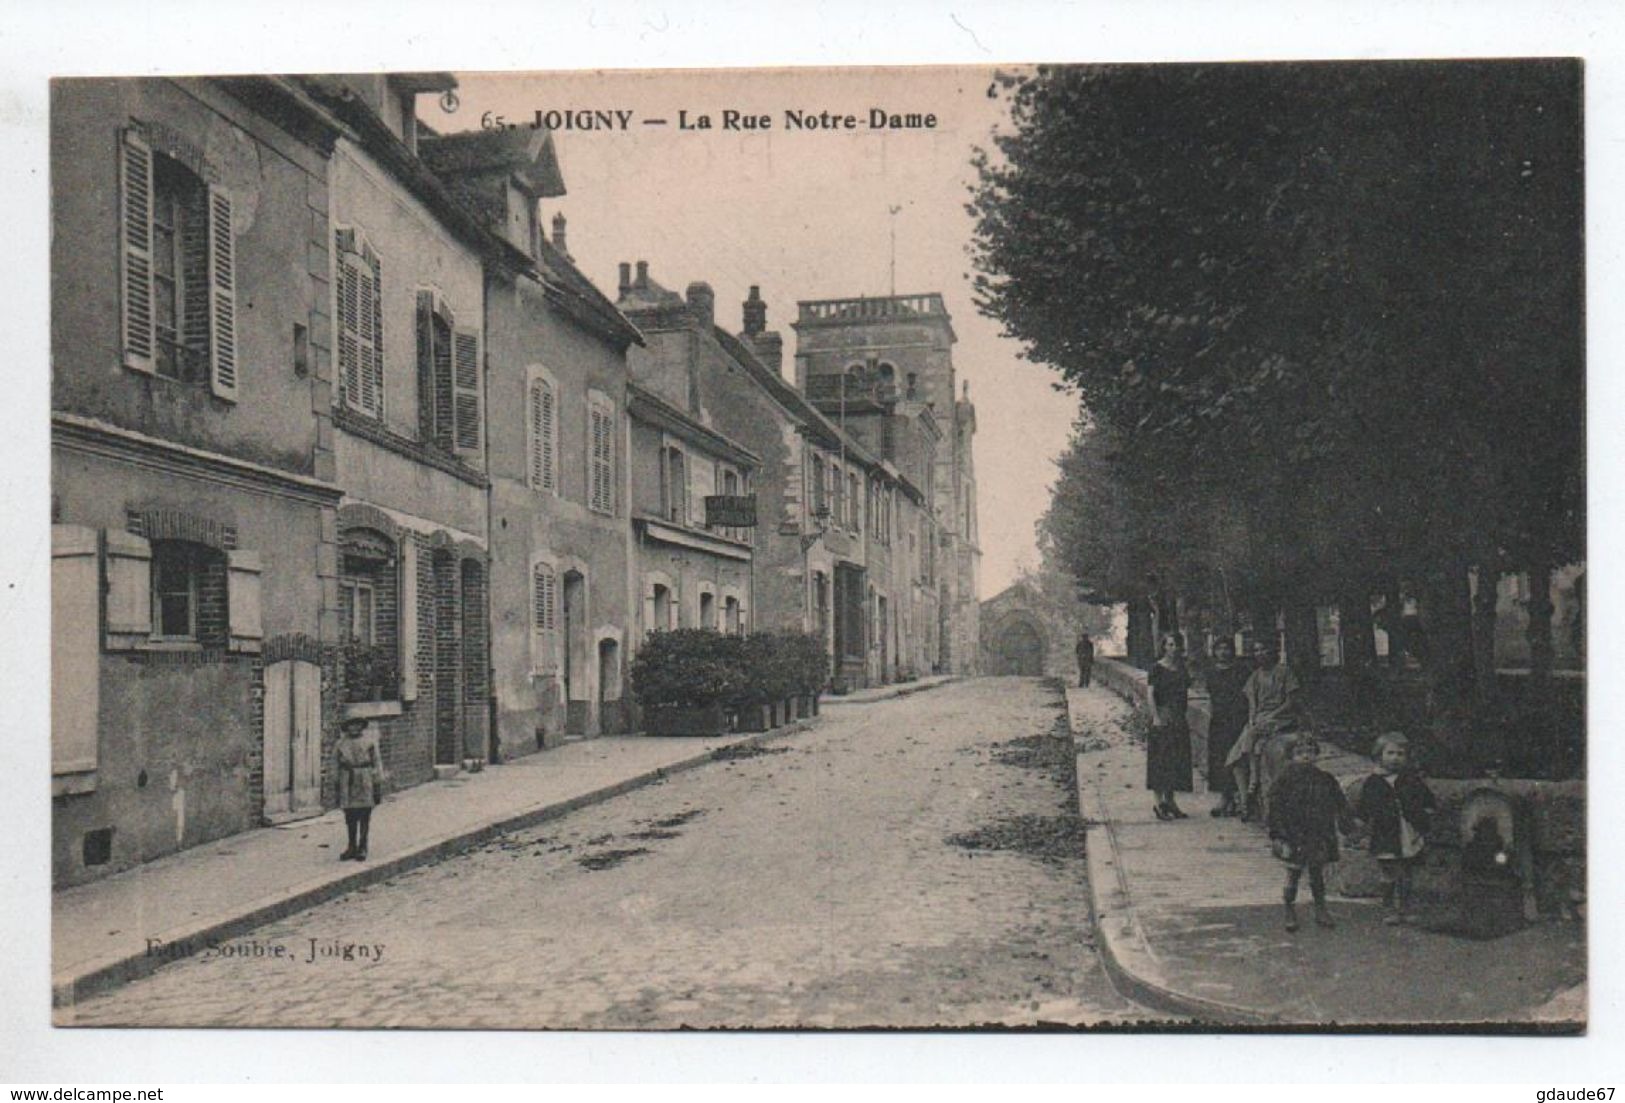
top-left (791, 293), bottom-right (980, 674)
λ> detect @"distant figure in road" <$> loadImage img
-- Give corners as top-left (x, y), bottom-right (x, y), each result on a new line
top-left (1146, 632), bottom-right (1193, 820)
top-left (1267, 734), bottom-right (1354, 931)
top-left (1075, 633), bottom-right (1095, 688)
top-left (336, 717), bottom-right (386, 862)
top-left (1354, 733), bottom-right (1437, 926)
top-left (1225, 638), bottom-right (1308, 821)
top-left (1204, 637), bottom-right (1252, 817)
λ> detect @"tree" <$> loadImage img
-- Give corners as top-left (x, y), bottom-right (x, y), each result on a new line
top-left (974, 62), bottom-right (1583, 760)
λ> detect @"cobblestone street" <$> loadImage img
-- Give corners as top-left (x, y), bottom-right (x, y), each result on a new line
top-left (67, 678), bottom-right (1143, 1029)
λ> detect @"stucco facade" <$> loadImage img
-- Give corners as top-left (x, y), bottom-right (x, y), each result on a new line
top-left (50, 77), bottom-right (344, 886)
top-left (420, 125), bottom-right (643, 751)
top-left (301, 74), bottom-right (493, 786)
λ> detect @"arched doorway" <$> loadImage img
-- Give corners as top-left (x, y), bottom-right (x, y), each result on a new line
top-left (989, 618), bottom-right (1046, 676)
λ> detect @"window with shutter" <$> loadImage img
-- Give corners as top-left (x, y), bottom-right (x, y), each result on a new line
top-left (588, 398), bottom-right (615, 515)
top-left (453, 329), bottom-right (480, 454)
top-left (335, 231), bottom-right (383, 419)
top-left (120, 129), bottom-right (156, 374)
top-left (206, 185), bottom-right (238, 400)
top-left (529, 376), bottom-right (556, 492)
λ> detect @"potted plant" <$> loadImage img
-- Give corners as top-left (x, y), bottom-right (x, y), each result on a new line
top-left (779, 630), bottom-right (829, 718)
top-left (342, 641), bottom-right (397, 703)
top-left (730, 632), bottom-right (783, 732)
top-left (630, 629), bottom-right (740, 736)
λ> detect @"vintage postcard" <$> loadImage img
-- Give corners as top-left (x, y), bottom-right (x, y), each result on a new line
top-left (46, 61), bottom-right (1584, 1031)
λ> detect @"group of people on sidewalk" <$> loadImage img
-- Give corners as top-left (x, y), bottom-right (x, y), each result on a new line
top-left (1122, 630), bottom-right (1439, 932)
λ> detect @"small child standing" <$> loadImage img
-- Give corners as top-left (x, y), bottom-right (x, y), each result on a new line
top-left (1354, 733), bottom-right (1437, 925)
top-left (1266, 734), bottom-right (1354, 931)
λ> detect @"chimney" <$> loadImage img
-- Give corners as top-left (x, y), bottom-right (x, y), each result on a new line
top-left (618, 262), bottom-right (632, 297)
top-left (635, 260), bottom-right (649, 290)
top-left (742, 285), bottom-right (767, 336)
top-left (685, 281), bottom-right (715, 331)
top-left (551, 212), bottom-right (570, 259)
top-left (749, 331), bottom-right (784, 376)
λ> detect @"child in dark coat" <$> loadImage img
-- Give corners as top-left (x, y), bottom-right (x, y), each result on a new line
top-left (1266, 734), bottom-right (1354, 931)
top-left (1354, 733), bottom-right (1437, 925)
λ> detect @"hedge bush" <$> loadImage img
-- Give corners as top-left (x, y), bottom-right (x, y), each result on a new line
top-left (631, 628), bottom-right (830, 710)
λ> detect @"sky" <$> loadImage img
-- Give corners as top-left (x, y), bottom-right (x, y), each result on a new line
top-left (441, 67), bottom-right (1075, 597)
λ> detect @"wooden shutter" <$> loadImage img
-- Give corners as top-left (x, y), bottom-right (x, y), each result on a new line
top-left (367, 251), bottom-right (384, 418)
top-left (104, 529), bottom-right (152, 647)
top-left (355, 262), bottom-right (378, 416)
top-left (589, 402), bottom-right (614, 514)
top-left (432, 312), bottom-right (454, 450)
top-left (336, 240), bottom-right (360, 411)
top-left (120, 129), bottom-right (155, 374)
top-left (52, 525), bottom-right (101, 784)
top-left (453, 328), bottom-right (481, 454)
top-left (226, 549), bottom-right (263, 652)
top-left (206, 185), bottom-right (238, 401)
top-left (415, 290), bottom-right (436, 442)
top-left (532, 562), bottom-right (557, 673)
top-left (530, 378), bottom-right (556, 491)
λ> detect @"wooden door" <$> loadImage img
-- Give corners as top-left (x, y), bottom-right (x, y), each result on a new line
top-left (263, 659), bottom-right (322, 821)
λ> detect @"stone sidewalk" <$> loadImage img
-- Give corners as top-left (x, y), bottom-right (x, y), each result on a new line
top-left (820, 673), bottom-right (958, 706)
top-left (1068, 682), bottom-right (1587, 1028)
top-left (52, 723), bottom-right (816, 1008)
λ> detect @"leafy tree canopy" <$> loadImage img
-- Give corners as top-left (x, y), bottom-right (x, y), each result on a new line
top-left (974, 61), bottom-right (1583, 604)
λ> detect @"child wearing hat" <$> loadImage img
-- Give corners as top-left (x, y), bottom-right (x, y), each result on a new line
top-left (1266, 733), bottom-right (1355, 931)
top-left (335, 717), bottom-right (385, 861)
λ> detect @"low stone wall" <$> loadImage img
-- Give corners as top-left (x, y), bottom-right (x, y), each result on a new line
top-left (1090, 657), bottom-right (1585, 916)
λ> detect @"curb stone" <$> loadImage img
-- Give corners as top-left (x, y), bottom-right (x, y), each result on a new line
top-left (1069, 690), bottom-right (1278, 1026)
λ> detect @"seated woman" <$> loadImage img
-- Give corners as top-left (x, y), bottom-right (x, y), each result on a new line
top-left (1224, 638), bottom-right (1309, 821)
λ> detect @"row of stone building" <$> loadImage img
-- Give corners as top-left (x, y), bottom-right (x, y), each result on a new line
top-left (50, 74), bottom-right (981, 887)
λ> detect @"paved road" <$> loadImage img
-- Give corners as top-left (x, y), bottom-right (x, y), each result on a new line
top-left (68, 678), bottom-right (1142, 1029)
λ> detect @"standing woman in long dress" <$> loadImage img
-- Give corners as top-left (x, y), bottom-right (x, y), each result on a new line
top-left (1146, 632), bottom-right (1194, 820)
top-left (336, 717), bottom-right (385, 861)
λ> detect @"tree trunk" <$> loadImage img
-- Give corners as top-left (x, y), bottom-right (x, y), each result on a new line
top-left (1423, 558), bottom-right (1478, 773)
top-left (1378, 575), bottom-right (1404, 669)
top-left (1340, 586), bottom-right (1377, 670)
top-left (1340, 585), bottom-right (1379, 726)
top-left (1470, 565), bottom-right (1500, 710)
top-left (1284, 599), bottom-right (1319, 676)
top-left (1127, 597), bottom-right (1154, 669)
top-left (1469, 563), bottom-right (1504, 767)
top-left (1526, 560), bottom-right (1555, 696)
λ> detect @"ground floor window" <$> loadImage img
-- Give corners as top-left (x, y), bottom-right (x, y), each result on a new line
top-left (339, 528), bottom-right (399, 701)
top-left (150, 540), bottom-right (207, 640)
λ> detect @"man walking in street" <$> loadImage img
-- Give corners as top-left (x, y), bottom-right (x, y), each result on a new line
top-left (1076, 633), bottom-right (1095, 687)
